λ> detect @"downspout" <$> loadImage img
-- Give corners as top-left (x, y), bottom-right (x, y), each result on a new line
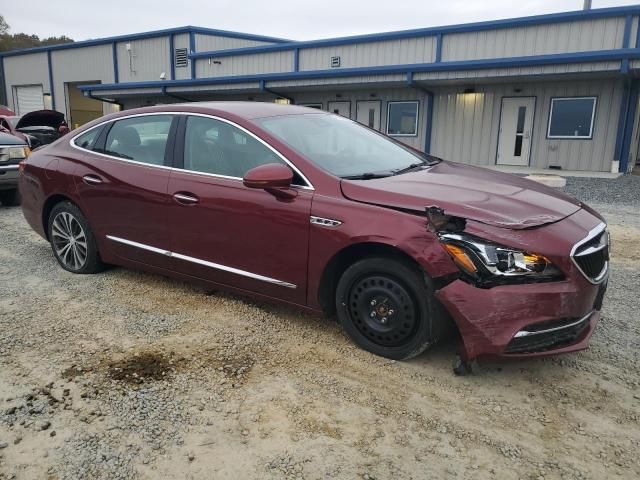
top-left (406, 72), bottom-right (435, 154)
top-left (259, 80), bottom-right (294, 103)
top-left (161, 86), bottom-right (193, 102)
top-left (85, 92), bottom-right (123, 108)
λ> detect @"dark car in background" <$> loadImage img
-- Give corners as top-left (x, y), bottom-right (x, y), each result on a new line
top-left (18, 102), bottom-right (609, 371)
top-left (0, 131), bottom-right (30, 206)
top-left (0, 110), bottom-right (70, 149)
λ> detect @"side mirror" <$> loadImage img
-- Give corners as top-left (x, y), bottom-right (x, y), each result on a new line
top-left (58, 125), bottom-right (70, 135)
top-left (243, 163), bottom-right (296, 199)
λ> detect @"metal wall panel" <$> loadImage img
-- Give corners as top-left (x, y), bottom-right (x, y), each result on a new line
top-left (267, 74), bottom-right (406, 88)
top-left (413, 62), bottom-right (621, 81)
top-left (173, 33), bottom-right (191, 80)
top-left (293, 88), bottom-right (429, 151)
top-left (194, 34), bottom-right (271, 52)
top-left (3, 52), bottom-right (49, 112)
top-left (430, 79), bottom-right (623, 172)
top-left (442, 17), bottom-right (628, 61)
top-left (298, 37), bottom-right (436, 71)
top-left (196, 51), bottom-right (294, 78)
top-left (52, 44), bottom-right (115, 117)
top-left (116, 37), bottom-right (170, 83)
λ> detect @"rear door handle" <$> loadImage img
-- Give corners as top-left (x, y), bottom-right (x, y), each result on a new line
top-left (82, 174), bottom-right (104, 185)
top-left (173, 192), bottom-right (199, 205)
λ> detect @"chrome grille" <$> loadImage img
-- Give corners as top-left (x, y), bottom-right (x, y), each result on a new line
top-left (571, 223), bottom-right (608, 284)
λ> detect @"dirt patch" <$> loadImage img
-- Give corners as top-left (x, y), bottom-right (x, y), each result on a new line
top-left (106, 351), bottom-right (181, 385)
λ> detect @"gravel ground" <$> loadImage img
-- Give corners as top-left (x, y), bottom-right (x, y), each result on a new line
top-left (1, 179), bottom-right (639, 479)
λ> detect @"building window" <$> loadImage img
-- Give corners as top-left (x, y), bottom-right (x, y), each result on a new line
top-left (387, 101), bottom-right (419, 136)
top-left (547, 97), bottom-right (597, 139)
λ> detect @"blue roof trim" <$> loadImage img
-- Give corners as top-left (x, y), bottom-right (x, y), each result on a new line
top-left (0, 26), bottom-right (290, 58)
top-left (190, 5), bottom-right (640, 60)
top-left (79, 48), bottom-right (640, 92)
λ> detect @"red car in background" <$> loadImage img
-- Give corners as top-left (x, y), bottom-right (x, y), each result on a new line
top-left (18, 102), bottom-right (609, 373)
top-left (1, 110), bottom-right (70, 148)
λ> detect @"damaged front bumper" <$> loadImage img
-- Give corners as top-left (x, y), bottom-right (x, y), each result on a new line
top-left (435, 277), bottom-right (606, 360)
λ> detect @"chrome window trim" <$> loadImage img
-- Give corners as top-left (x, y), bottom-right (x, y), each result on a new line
top-left (570, 222), bottom-right (608, 284)
top-left (106, 235), bottom-right (297, 289)
top-left (513, 311), bottom-right (592, 338)
top-left (69, 111), bottom-right (314, 190)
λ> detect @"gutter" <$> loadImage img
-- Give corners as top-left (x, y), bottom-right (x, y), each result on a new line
top-left (259, 80), bottom-right (294, 103)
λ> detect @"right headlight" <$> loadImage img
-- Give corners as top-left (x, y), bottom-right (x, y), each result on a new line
top-left (0, 145), bottom-right (30, 162)
top-left (439, 233), bottom-right (563, 285)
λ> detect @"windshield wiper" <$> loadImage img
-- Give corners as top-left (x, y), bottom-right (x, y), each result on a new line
top-left (392, 162), bottom-right (426, 176)
top-left (341, 172), bottom-right (392, 180)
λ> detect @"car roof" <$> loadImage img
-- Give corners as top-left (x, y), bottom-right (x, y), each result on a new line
top-left (122, 101), bottom-right (328, 120)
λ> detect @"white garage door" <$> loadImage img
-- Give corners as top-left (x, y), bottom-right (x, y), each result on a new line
top-left (15, 85), bottom-right (44, 115)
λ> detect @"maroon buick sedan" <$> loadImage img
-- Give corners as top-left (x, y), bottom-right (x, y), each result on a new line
top-left (19, 102), bottom-right (608, 372)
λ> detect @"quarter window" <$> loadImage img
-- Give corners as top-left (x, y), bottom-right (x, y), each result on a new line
top-left (73, 127), bottom-right (101, 151)
top-left (386, 101), bottom-right (419, 136)
top-left (547, 97), bottom-right (597, 139)
top-left (103, 115), bottom-right (173, 165)
top-left (183, 116), bottom-right (284, 179)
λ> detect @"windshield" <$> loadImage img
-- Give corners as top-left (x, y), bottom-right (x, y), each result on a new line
top-left (255, 113), bottom-right (439, 178)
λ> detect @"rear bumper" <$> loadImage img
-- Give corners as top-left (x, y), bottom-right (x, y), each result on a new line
top-left (435, 277), bottom-right (606, 361)
top-left (0, 165), bottom-right (19, 190)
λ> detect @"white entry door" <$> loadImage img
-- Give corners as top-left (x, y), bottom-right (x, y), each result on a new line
top-left (356, 100), bottom-right (381, 130)
top-left (497, 97), bottom-right (535, 166)
top-left (327, 101), bottom-right (351, 118)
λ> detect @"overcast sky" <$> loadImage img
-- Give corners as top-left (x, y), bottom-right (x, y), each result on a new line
top-left (3, 0), bottom-right (639, 42)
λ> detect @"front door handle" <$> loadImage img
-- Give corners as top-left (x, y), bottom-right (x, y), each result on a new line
top-left (82, 174), bottom-right (103, 185)
top-left (173, 192), bottom-right (199, 205)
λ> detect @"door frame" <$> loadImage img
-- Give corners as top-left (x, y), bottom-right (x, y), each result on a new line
top-left (327, 100), bottom-right (352, 119)
top-left (495, 96), bottom-right (537, 167)
top-left (355, 100), bottom-right (382, 130)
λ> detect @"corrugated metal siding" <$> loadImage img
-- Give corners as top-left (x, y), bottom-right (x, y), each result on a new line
top-left (442, 17), bottom-right (628, 61)
top-left (51, 44), bottom-right (114, 116)
top-left (299, 37), bottom-right (436, 71)
top-left (173, 33), bottom-right (191, 80)
top-left (194, 34), bottom-right (271, 52)
top-left (293, 88), bottom-right (429, 151)
top-left (116, 37), bottom-right (170, 83)
top-left (413, 62), bottom-right (621, 81)
top-left (195, 51), bottom-right (294, 78)
top-left (267, 74), bottom-right (405, 88)
top-left (3, 52), bottom-right (49, 111)
top-left (430, 79), bottom-right (623, 172)
top-left (168, 82), bottom-right (260, 92)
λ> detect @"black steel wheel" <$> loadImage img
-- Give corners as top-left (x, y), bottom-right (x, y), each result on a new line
top-left (336, 257), bottom-right (438, 360)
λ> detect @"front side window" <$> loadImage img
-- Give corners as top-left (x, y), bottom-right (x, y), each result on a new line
top-left (183, 115), bottom-right (284, 179)
top-left (547, 97), bottom-right (597, 139)
top-left (256, 113), bottom-right (438, 179)
top-left (387, 101), bottom-right (419, 136)
top-left (103, 115), bottom-right (173, 165)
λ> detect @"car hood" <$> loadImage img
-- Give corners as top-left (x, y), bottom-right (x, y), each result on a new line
top-left (340, 161), bottom-right (582, 229)
top-left (16, 110), bottom-right (65, 129)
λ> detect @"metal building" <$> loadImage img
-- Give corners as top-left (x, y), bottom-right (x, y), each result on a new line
top-left (2, 6), bottom-right (640, 174)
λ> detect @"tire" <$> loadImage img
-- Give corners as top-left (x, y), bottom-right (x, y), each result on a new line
top-left (335, 257), bottom-right (438, 360)
top-left (48, 201), bottom-right (105, 274)
top-left (0, 189), bottom-right (20, 206)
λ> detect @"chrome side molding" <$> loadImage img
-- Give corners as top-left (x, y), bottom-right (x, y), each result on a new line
top-left (106, 235), bottom-right (296, 289)
top-left (310, 216), bottom-right (342, 227)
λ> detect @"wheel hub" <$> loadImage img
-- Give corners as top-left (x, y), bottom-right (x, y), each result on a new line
top-left (348, 275), bottom-right (418, 347)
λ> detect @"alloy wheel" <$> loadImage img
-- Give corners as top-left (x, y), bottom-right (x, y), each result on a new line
top-left (51, 212), bottom-right (88, 270)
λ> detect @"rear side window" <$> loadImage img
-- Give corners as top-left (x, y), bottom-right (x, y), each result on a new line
top-left (73, 127), bottom-right (101, 150)
top-left (103, 115), bottom-right (173, 165)
top-left (183, 115), bottom-right (283, 178)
